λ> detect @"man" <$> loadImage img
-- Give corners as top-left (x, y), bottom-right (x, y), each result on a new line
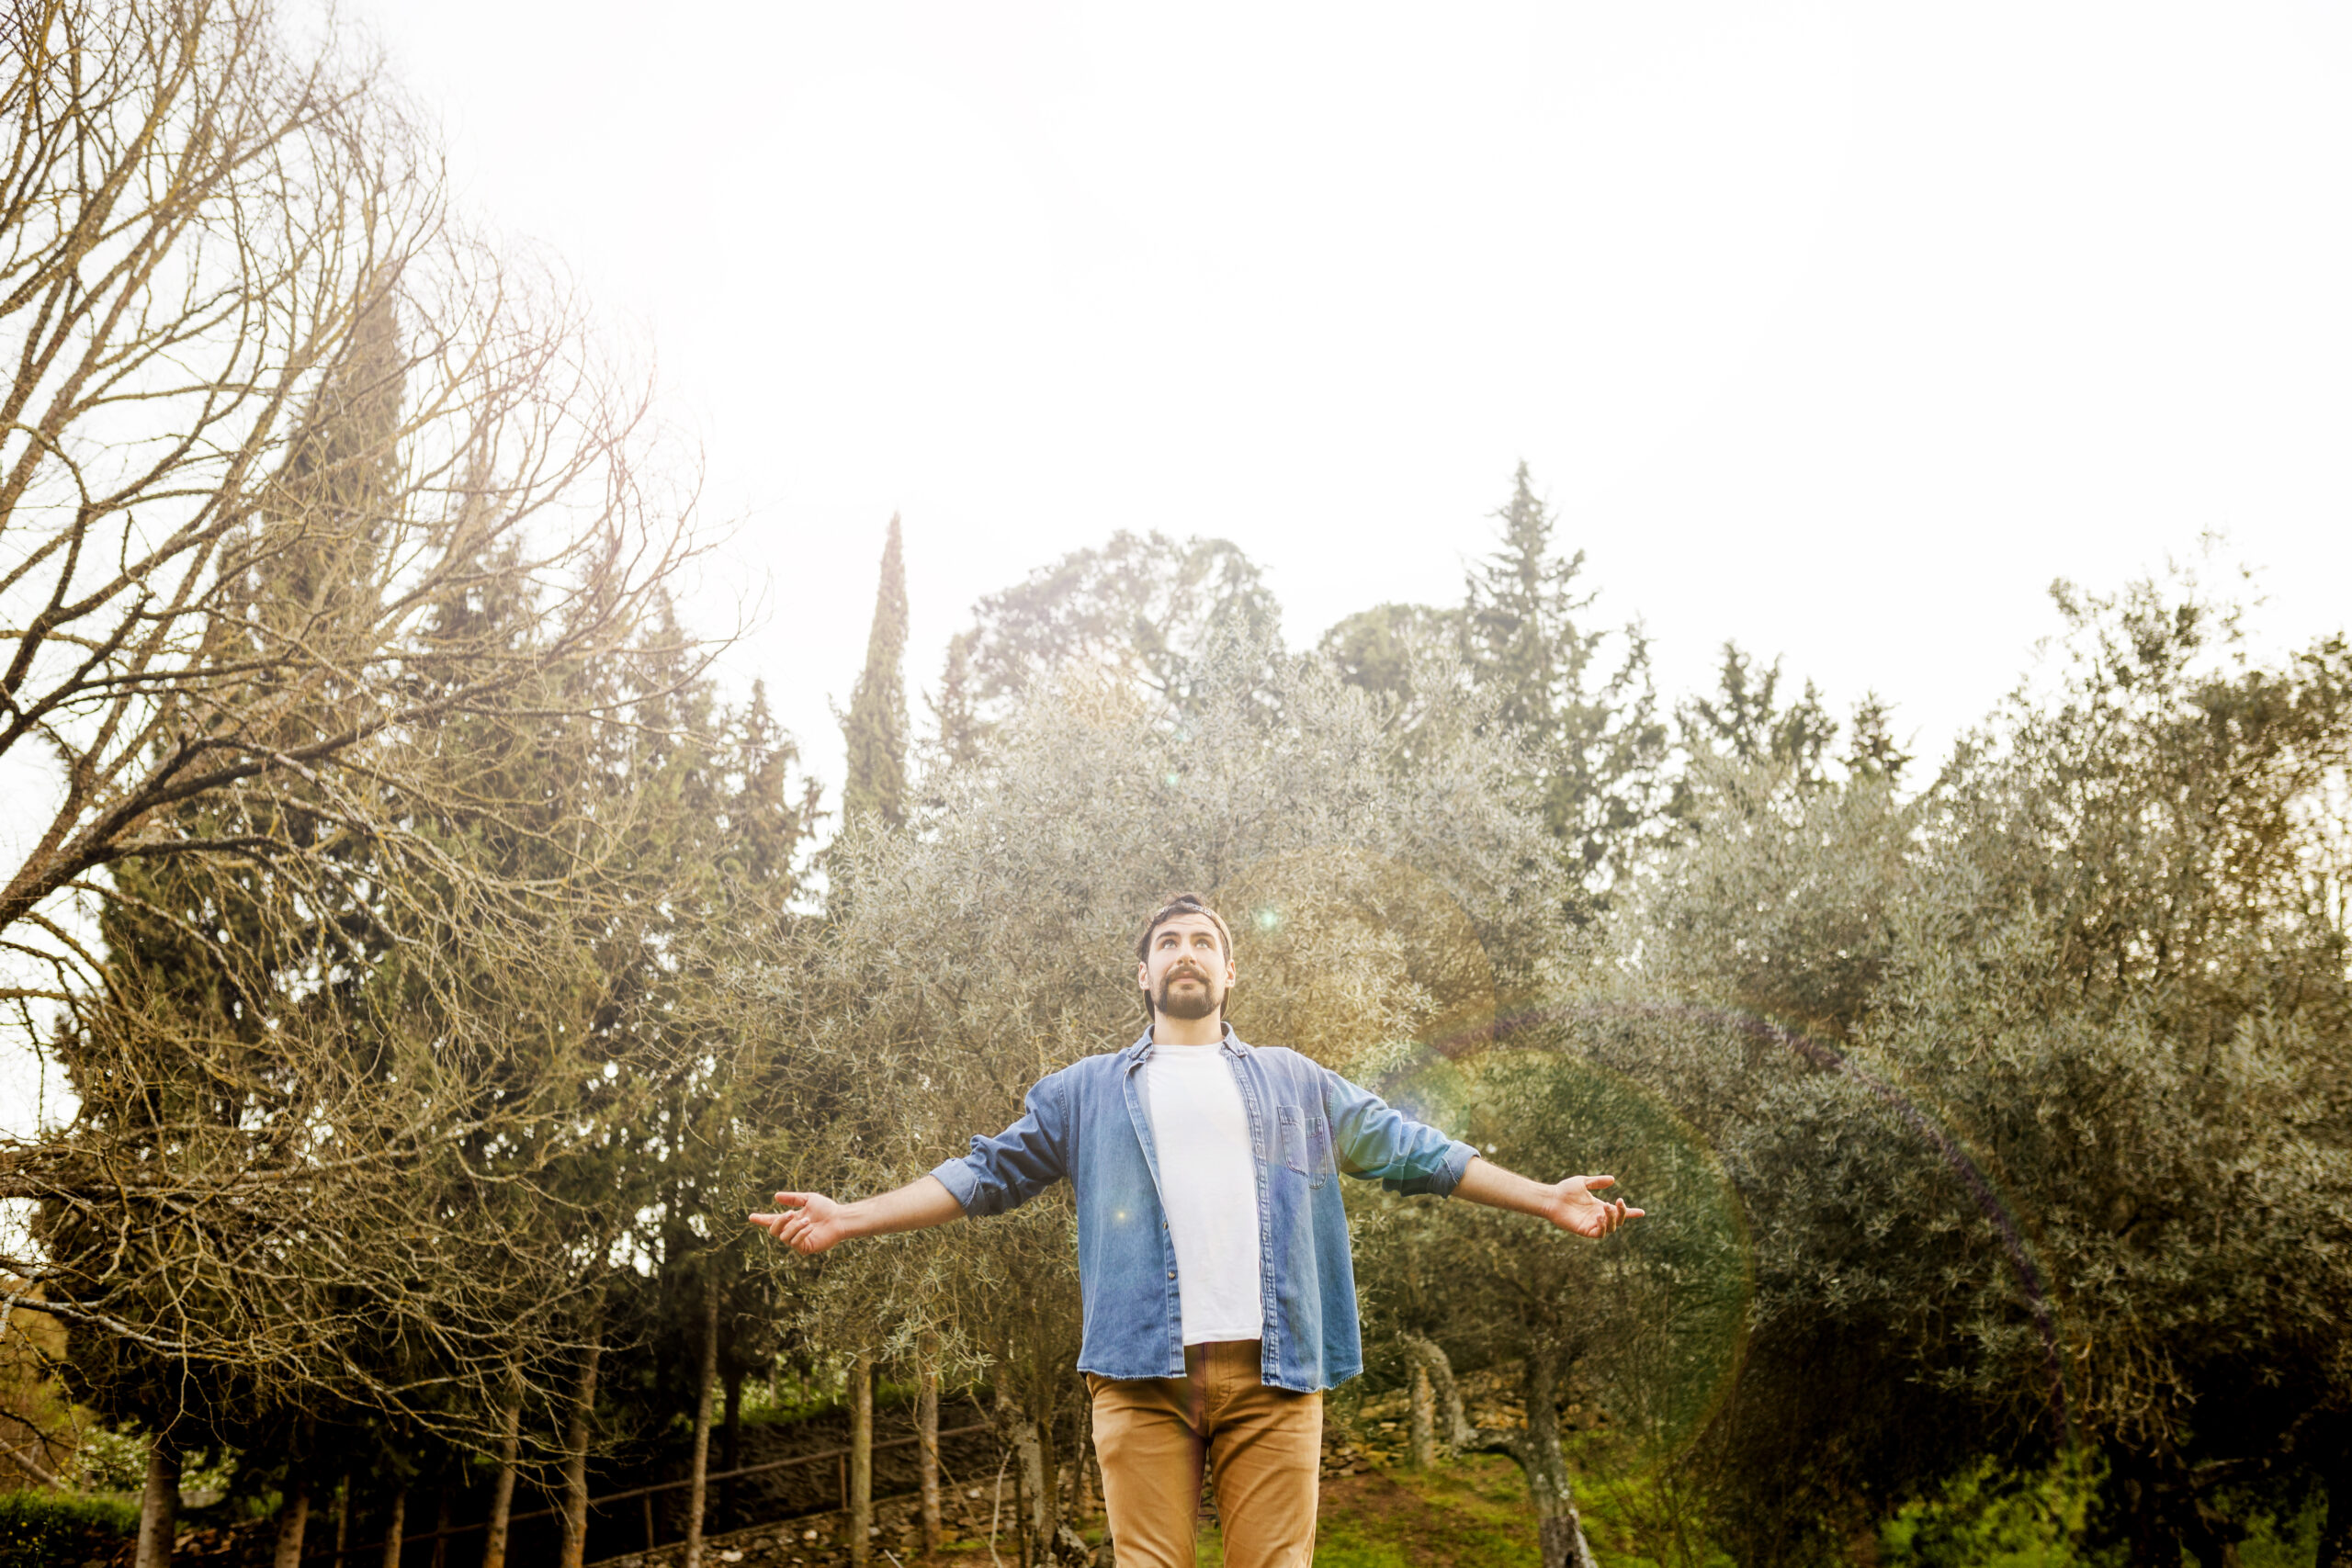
top-left (751, 892), bottom-right (1639, 1568)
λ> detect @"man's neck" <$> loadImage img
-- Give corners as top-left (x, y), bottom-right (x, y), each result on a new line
top-left (1151, 1012), bottom-right (1225, 1048)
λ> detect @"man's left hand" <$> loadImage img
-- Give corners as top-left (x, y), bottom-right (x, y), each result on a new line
top-left (1544, 1174), bottom-right (1644, 1238)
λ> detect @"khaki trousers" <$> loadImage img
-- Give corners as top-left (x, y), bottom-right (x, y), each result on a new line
top-left (1088, 1339), bottom-right (1322, 1568)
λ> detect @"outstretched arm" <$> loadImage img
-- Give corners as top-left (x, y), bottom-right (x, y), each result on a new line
top-left (1453, 1156), bottom-right (1643, 1239)
top-left (749, 1177), bottom-right (965, 1257)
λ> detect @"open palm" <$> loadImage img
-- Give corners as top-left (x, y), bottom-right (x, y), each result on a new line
top-left (1549, 1174), bottom-right (1644, 1238)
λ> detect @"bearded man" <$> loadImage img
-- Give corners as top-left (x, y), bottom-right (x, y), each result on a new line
top-left (752, 893), bottom-right (1639, 1568)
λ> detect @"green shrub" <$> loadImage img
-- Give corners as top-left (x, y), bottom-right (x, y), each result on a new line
top-left (1879, 1458), bottom-right (2115, 1568)
top-left (1879, 1457), bottom-right (2324, 1568)
top-left (0, 1490), bottom-right (140, 1568)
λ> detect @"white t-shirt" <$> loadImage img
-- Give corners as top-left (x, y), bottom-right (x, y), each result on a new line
top-left (1143, 1040), bottom-right (1266, 1344)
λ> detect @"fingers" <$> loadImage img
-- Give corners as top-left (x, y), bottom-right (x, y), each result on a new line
top-left (749, 1212), bottom-right (821, 1251)
top-left (1597, 1200), bottom-right (1646, 1235)
top-left (1564, 1188), bottom-right (1645, 1238)
top-left (751, 1193), bottom-right (823, 1247)
top-left (1567, 1179), bottom-right (1646, 1233)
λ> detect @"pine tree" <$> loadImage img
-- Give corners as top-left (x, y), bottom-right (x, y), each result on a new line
top-left (1677, 641), bottom-right (1842, 795)
top-left (1841, 693), bottom-right (1912, 782)
top-left (1463, 462), bottom-right (1589, 737)
top-left (841, 515), bottom-right (910, 831)
top-left (1459, 463), bottom-right (1668, 897)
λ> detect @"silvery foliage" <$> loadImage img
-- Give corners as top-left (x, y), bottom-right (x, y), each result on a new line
top-left (1595, 572), bottom-right (2352, 1555)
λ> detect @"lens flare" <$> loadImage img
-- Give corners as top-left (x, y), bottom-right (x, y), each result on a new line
top-left (1211, 842), bottom-right (2074, 1462)
top-left (1422, 1043), bottom-right (1742, 1466)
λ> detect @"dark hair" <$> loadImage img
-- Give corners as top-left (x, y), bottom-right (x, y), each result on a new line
top-left (1135, 893), bottom-right (1234, 1021)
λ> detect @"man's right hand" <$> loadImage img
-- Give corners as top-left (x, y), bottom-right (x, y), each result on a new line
top-left (749, 1190), bottom-right (853, 1256)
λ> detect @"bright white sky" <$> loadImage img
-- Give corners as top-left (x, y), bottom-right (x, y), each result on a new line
top-left (368, 1), bottom-right (2352, 801)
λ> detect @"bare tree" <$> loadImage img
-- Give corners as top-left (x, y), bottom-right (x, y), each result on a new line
top-left (0, 0), bottom-right (729, 1506)
top-left (0, 0), bottom-right (700, 1009)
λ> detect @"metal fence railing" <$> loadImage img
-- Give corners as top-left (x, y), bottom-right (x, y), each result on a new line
top-left (303, 1422), bottom-right (993, 1564)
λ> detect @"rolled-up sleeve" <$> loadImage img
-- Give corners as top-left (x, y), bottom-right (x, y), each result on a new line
top-left (927, 1070), bottom-right (1073, 1218)
top-left (1322, 1067), bottom-right (1478, 1197)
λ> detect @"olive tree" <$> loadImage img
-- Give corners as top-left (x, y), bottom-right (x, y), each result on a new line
top-left (742, 635), bottom-right (1565, 1563)
top-left (1601, 572), bottom-right (2352, 1566)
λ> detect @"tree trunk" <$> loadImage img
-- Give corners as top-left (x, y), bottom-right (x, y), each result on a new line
top-left (559, 1314), bottom-right (605, 1568)
top-left (1013, 1406), bottom-right (1057, 1567)
top-left (1037, 1411), bottom-right (1059, 1562)
top-left (1072, 1396), bottom-right (1094, 1525)
top-left (273, 1473), bottom-right (311, 1568)
top-left (430, 1491), bottom-right (451, 1568)
top-left (847, 1353), bottom-right (874, 1567)
top-left (1422, 1338), bottom-right (1599, 1568)
top-left (2121, 1474), bottom-right (2175, 1566)
top-left (273, 1417), bottom-right (317, 1567)
top-left (1409, 1362), bottom-right (1437, 1469)
top-left (1515, 1353), bottom-right (1596, 1568)
top-left (722, 1366), bottom-right (742, 1479)
top-left (2183, 1539), bottom-right (2242, 1568)
top-left (1403, 1335), bottom-right (1475, 1455)
top-left (2319, 1438), bottom-right (2352, 1568)
top-left (481, 1397), bottom-right (522, 1568)
top-left (2183, 1493), bottom-right (2245, 1568)
top-left (332, 1472), bottom-right (351, 1568)
top-left (722, 1366), bottom-right (742, 1531)
top-left (134, 1435), bottom-right (180, 1568)
top-left (2116, 1453), bottom-right (2185, 1568)
top-left (1012, 1434), bottom-right (1030, 1568)
top-left (918, 1337), bottom-right (944, 1553)
top-left (379, 1485), bottom-right (406, 1568)
top-left (684, 1271), bottom-right (722, 1568)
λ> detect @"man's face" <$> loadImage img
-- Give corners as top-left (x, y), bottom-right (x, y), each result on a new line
top-left (1138, 912), bottom-right (1234, 1024)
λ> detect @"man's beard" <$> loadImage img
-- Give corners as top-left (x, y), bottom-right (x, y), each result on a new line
top-left (1155, 971), bottom-right (1221, 1021)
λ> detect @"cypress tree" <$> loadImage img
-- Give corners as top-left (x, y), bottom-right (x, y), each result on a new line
top-left (841, 515), bottom-right (910, 831)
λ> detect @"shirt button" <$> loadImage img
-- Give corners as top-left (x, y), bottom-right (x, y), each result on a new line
top-left (1167, 1269), bottom-right (1177, 1279)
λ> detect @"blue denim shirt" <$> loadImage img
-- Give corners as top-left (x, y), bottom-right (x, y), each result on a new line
top-left (927, 1027), bottom-right (1478, 1393)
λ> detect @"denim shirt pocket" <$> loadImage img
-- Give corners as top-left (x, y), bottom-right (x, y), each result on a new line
top-left (1278, 1103), bottom-right (1332, 1190)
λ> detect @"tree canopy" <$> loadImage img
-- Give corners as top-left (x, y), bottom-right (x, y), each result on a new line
top-left (4, 14), bottom-right (2346, 1562)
